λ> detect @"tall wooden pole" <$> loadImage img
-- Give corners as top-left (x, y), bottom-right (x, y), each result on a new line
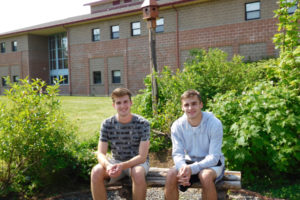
top-left (141, 0), bottom-right (159, 114)
top-left (148, 20), bottom-right (158, 113)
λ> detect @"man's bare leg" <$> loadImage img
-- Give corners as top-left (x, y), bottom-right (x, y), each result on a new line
top-left (164, 168), bottom-right (179, 200)
top-left (91, 164), bottom-right (110, 200)
top-left (199, 169), bottom-right (217, 200)
top-left (131, 165), bottom-right (147, 200)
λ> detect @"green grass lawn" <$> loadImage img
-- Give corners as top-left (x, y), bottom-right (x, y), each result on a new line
top-left (0, 95), bottom-right (115, 141)
top-left (59, 96), bottom-right (115, 141)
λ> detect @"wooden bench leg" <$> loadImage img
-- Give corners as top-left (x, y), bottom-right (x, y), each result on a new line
top-left (119, 185), bottom-right (132, 200)
top-left (217, 189), bottom-right (228, 200)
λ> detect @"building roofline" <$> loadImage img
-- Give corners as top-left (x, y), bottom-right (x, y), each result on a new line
top-left (84, 0), bottom-right (113, 7)
top-left (0, 0), bottom-right (207, 38)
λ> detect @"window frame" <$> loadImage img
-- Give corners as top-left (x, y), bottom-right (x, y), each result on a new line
top-left (111, 25), bottom-right (120, 39)
top-left (156, 18), bottom-right (164, 33)
top-left (131, 21), bottom-right (141, 36)
top-left (48, 33), bottom-right (69, 85)
top-left (93, 71), bottom-right (102, 84)
top-left (11, 41), bottom-right (17, 52)
top-left (112, 70), bottom-right (121, 84)
top-left (92, 28), bottom-right (100, 42)
top-left (1, 77), bottom-right (7, 87)
top-left (0, 42), bottom-right (5, 53)
top-left (13, 75), bottom-right (19, 83)
top-left (245, 2), bottom-right (261, 21)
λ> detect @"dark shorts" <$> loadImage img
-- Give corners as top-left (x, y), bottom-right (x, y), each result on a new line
top-left (178, 160), bottom-right (223, 192)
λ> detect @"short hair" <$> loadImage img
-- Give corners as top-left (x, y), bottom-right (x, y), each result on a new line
top-left (181, 89), bottom-right (202, 103)
top-left (111, 88), bottom-right (132, 102)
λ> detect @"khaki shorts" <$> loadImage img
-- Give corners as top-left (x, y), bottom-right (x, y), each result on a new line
top-left (107, 159), bottom-right (150, 184)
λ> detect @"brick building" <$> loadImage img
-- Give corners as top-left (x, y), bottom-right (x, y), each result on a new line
top-left (0, 0), bottom-right (287, 96)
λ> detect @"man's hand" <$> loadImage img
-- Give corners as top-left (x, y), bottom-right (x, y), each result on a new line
top-left (177, 165), bottom-right (192, 186)
top-left (106, 163), bottom-right (123, 178)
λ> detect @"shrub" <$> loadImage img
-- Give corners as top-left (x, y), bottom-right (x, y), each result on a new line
top-left (208, 81), bottom-right (300, 180)
top-left (0, 78), bottom-right (75, 198)
top-left (132, 48), bottom-right (267, 151)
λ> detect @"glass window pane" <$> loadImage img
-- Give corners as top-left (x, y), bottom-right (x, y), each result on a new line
top-left (58, 49), bottom-right (63, 59)
top-left (112, 70), bottom-right (121, 83)
top-left (59, 60), bottom-right (63, 69)
top-left (288, 5), bottom-right (297, 14)
top-left (132, 22), bottom-right (140, 29)
top-left (114, 71), bottom-right (121, 77)
top-left (64, 59), bottom-right (68, 69)
top-left (93, 71), bottom-right (102, 84)
top-left (156, 25), bottom-right (164, 33)
top-left (156, 18), bottom-right (164, 26)
top-left (63, 75), bottom-right (69, 84)
top-left (247, 11), bottom-right (260, 20)
top-left (133, 29), bottom-right (141, 35)
top-left (112, 25), bottom-right (119, 32)
top-left (13, 75), bottom-right (19, 82)
top-left (57, 37), bottom-right (62, 48)
top-left (246, 2), bottom-right (260, 11)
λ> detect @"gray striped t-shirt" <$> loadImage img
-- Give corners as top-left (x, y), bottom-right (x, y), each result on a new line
top-left (100, 114), bottom-right (150, 161)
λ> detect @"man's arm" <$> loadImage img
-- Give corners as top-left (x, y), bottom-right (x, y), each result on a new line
top-left (121, 140), bottom-right (150, 170)
top-left (96, 141), bottom-right (111, 169)
top-left (171, 123), bottom-right (187, 171)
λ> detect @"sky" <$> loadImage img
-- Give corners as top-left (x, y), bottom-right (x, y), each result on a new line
top-left (0, 0), bottom-right (92, 34)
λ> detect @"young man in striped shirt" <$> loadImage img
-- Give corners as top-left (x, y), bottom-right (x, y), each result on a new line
top-left (91, 88), bottom-right (150, 200)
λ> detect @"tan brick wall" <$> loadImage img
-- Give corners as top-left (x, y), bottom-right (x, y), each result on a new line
top-left (178, 0), bottom-right (277, 31)
top-left (239, 42), bottom-right (267, 61)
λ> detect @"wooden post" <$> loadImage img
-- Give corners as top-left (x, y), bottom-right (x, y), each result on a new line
top-left (148, 21), bottom-right (158, 113)
top-left (142, 0), bottom-right (159, 114)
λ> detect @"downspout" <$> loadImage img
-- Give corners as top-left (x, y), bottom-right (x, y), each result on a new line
top-left (172, 5), bottom-right (180, 69)
top-left (66, 27), bottom-right (72, 96)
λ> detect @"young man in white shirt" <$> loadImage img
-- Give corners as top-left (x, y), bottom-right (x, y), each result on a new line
top-left (164, 89), bottom-right (225, 200)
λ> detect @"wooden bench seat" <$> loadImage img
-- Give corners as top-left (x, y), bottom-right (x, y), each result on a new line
top-left (106, 167), bottom-right (242, 200)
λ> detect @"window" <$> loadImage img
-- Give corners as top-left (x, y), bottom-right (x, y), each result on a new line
top-left (50, 75), bottom-right (68, 85)
top-left (131, 22), bottom-right (141, 36)
top-left (0, 42), bottom-right (5, 53)
top-left (48, 33), bottom-right (69, 85)
top-left (13, 75), bottom-right (19, 83)
top-left (11, 41), bottom-right (17, 52)
top-left (112, 70), bottom-right (121, 84)
top-left (124, 0), bottom-right (132, 3)
top-left (93, 71), bottom-right (102, 84)
top-left (287, 0), bottom-right (297, 14)
top-left (92, 28), bottom-right (100, 41)
top-left (245, 2), bottom-right (260, 20)
top-left (113, 0), bottom-right (120, 6)
top-left (156, 18), bottom-right (164, 33)
top-left (1, 77), bottom-right (7, 87)
top-left (111, 25), bottom-right (120, 39)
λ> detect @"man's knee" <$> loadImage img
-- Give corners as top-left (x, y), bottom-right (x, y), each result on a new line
top-left (198, 169), bottom-right (216, 187)
top-left (166, 168), bottom-right (178, 184)
top-left (131, 166), bottom-right (146, 185)
top-left (91, 164), bottom-right (106, 183)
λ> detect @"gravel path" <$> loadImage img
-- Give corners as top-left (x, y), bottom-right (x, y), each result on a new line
top-left (46, 188), bottom-right (263, 200)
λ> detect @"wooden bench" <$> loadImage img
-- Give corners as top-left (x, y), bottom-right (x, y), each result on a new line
top-left (106, 167), bottom-right (242, 200)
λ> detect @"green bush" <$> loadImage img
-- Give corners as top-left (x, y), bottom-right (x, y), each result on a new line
top-left (0, 78), bottom-right (76, 198)
top-left (208, 81), bottom-right (300, 180)
top-left (132, 48), bottom-right (267, 151)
